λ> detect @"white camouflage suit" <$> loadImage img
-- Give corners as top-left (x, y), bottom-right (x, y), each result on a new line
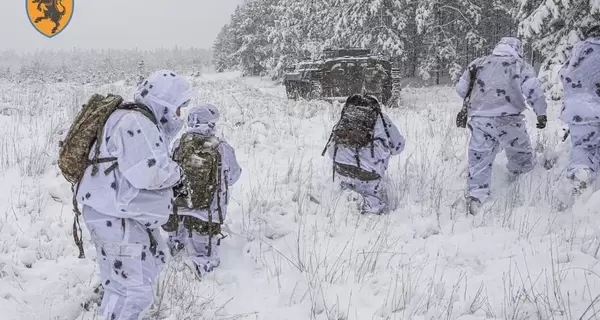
top-left (559, 36), bottom-right (600, 186)
top-left (76, 70), bottom-right (195, 320)
top-left (326, 105), bottom-right (405, 214)
top-left (167, 104), bottom-right (242, 276)
top-left (455, 37), bottom-right (548, 203)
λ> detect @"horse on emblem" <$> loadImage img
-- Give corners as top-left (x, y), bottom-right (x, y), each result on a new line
top-left (31, 0), bottom-right (66, 34)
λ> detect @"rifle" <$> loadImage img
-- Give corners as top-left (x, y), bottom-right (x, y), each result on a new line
top-left (456, 65), bottom-right (479, 128)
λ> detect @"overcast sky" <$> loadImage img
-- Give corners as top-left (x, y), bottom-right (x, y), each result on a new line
top-left (0, 0), bottom-right (242, 52)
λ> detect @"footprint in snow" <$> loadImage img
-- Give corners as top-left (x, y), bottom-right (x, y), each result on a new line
top-left (263, 224), bottom-right (291, 240)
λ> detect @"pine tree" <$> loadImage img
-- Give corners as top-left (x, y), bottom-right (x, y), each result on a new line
top-left (330, 0), bottom-right (408, 59)
top-left (137, 58), bottom-right (146, 85)
top-left (213, 23), bottom-right (235, 72)
top-left (215, 0), bottom-right (520, 83)
top-left (231, 0), bottom-right (280, 76)
top-left (518, 0), bottom-right (600, 99)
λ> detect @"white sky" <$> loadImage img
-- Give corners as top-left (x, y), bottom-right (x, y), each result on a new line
top-left (0, 0), bottom-right (243, 52)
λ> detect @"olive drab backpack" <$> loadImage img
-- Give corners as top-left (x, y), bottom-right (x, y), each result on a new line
top-left (58, 93), bottom-right (157, 258)
top-left (172, 133), bottom-right (224, 221)
top-left (322, 94), bottom-right (391, 181)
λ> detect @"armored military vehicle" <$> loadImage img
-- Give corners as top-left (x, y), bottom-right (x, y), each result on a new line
top-left (283, 48), bottom-right (400, 105)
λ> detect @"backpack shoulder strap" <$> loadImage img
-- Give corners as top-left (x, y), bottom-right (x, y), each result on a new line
top-left (378, 110), bottom-right (392, 140)
top-left (101, 103), bottom-right (159, 176)
top-left (119, 103), bottom-right (158, 126)
top-left (214, 138), bottom-right (224, 225)
top-left (464, 64), bottom-right (480, 103)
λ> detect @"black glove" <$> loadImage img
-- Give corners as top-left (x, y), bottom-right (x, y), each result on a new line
top-left (536, 115), bottom-right (547, 129)
top-left (456, 106), bottom-right (468, 128)
top-left (161, 213), bottom-right (180, 232)
top-left (172, 180), bottom-right (185, 197)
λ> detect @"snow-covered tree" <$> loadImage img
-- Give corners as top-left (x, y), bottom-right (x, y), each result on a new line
top-left (214, 0), bottom-right (522, 83)
top-left (213, 23), bottom-right (236, 73)
top-left (330, 0), bottom-right (410, 58)
top-left (518, 0), bottom-right (600, 99)
top-left (137, 58), bottom-right (146, 85)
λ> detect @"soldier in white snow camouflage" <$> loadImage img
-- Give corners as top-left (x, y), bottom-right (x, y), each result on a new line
top-left (559, 25), bottom-right (600, 192)
top-left (76, 70), bottom-right (195, 320)
top-left (166, 104), bottom-right (242, 277)
top-left (455, 37), bottom-right (548, 211)
top-left (324, 94), bottom-right (404, 214)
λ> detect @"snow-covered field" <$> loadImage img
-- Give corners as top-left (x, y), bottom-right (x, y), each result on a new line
top-left (2, 73), bottom-right (600, 320)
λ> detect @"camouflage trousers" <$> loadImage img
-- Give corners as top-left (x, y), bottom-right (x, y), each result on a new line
top-left (165, 214), bottom-right (222, 274)
top-left (467, 116), bottom-right (535, 202)
top-left (338, 175), bottom-right (387, 214)
top-left (566, 123), bottom-right (600, 184)
top-left (82, 206), bottom-right (168, 320)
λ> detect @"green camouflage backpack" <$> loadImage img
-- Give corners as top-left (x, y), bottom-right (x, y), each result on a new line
top-left (172, 133), bottom-right (223, 215)
top-left (331, 95), bottom-right (383, 149)
top-left (58, 93), bottom-right (157, 258)
top-left (321, 94), bottom-right (390, 181)
top-left (59, 93), bottom-right (157, 184)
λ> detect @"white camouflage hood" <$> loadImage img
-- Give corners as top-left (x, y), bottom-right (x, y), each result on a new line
top-left (134, 70), bottom-right (196, 138)
top-left (187, 103), bottom-right (220, 136)
top-left (492, 37), bottom-right (523, 58)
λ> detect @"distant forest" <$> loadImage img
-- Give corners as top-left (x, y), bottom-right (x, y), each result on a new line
top-left (213, 0), bottom-right (600, 98)
top-left (2, 0), bottom-right (598, 100)
top-left (0, 47), bottom-right (212, 85)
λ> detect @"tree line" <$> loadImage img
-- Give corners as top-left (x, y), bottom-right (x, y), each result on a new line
top-left (0, 47), bottom-right (212, 85)
top-left (213, 0), bottom-right (599, 97)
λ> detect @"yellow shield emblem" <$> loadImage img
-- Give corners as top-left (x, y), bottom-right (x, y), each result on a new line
top-left (26, 0), bottom-right (73, 38)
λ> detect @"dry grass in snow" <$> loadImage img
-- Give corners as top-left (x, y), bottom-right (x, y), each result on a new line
top-left (1, 74), bottom-right (600, 319)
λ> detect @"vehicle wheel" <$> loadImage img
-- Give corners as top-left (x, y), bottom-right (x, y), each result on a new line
top-left (380, 87), bottom-right (391, 106)
top-left (390, 82), bottom-right (401, 107)
top-left (285, 83), bottom-right (299, 100)
top-left (310, 80), bottom-right (322, 100)
top-left (388, 67), bottom-right (402, 107)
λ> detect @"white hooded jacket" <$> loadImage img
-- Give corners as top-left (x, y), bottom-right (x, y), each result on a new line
top-left (76, 70), bottom-right (196, 228)
top-left (171, 104), bottom-right (242, 223)
top-left (559, 37), bottom-right (600, 124)
top-left (455, 37), bottom-right (547, 118)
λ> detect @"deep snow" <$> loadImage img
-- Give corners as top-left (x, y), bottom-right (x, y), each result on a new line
top-left (2, 73), bottom-right (600, 320)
